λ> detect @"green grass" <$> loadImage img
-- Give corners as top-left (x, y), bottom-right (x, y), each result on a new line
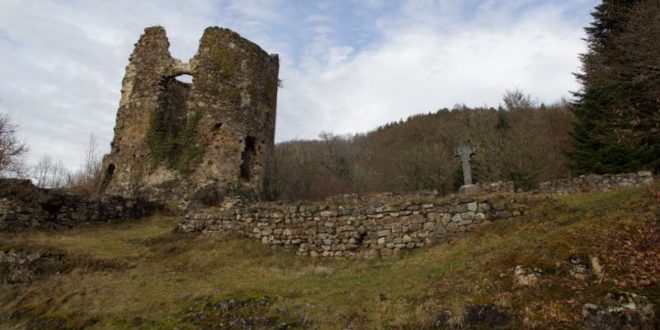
top-left (0, 186), bottom-right (657, 329)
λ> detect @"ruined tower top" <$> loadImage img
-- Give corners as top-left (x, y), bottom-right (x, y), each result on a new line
top-left (99, 26), bottom-right (280, 207)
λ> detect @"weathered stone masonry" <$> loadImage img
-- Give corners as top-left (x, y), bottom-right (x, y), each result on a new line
top-left (0, 179), bottom-right (158, 232)
top-left (536, 171), bottom-right (653, 194)
top-left (178, 192), bottom-right (532, 258)
top-left (465, 172), bottom-right (653, 195)
top-left (178, 172), bottom-right (654, 258)
top-left (99, 26), bottom-right (279, 205)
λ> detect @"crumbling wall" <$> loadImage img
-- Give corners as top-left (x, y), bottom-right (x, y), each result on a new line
top-left (178, 192), bottom-right (532, 258)
top-left (535, 171), bottom-right (653, 194)
top-left (178, 172), bottom-right (654, 258)
top-left (99, 26), bottom-right (279, 205)
top-left (0, 179), bottom-right (159, 232)
top-left (459, 172), bottom-right (654, 195)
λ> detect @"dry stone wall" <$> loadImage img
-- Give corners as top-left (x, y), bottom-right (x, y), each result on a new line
top-left (178, 192), bottom-right (532, 258)
top-left (0, 179), bottom-right (159, 232)
top-left (536, 171), bottom-right (653, 194)
top-left (178, 172), bottom-right (655, 258)
top-left (461, 181), bottom-right (515, 195)
top-left (466, 172), bottom-right (653, 195)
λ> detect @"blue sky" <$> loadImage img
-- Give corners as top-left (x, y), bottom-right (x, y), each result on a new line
top-left (0, 0), bottom-right (599, 171)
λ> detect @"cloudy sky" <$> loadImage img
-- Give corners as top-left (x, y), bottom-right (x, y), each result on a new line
top-left (0, 0), bottom-right (597, 171)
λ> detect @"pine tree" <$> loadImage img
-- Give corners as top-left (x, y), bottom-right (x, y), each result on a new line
top-left (570, 0), bottom-right (659, 174)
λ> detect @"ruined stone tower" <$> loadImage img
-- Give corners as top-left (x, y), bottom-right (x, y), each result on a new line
top-left (99, 26), bottom-right (279, 205)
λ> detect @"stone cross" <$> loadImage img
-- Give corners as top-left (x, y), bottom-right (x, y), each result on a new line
top-left (454, 140), bottom-right (476, 186)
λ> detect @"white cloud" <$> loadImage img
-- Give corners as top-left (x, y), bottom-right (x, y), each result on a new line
top-left (276, 1), bottom-right (589, 140)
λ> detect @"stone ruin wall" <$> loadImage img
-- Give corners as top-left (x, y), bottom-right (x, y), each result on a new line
top-left (465, 171), bottom-right (653, 195)
top-left (535, 171), bottom-right (654, 194)
top-left (178, 172), bottom-right (655, 258)
top-left (99, 26), bottom-right (279, 205)
top-left (0, 179), bottom-right (159, 232)
top-left (178, 192), bottom-right (532, 258)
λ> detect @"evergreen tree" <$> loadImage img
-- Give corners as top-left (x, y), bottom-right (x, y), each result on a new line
top-left (570, 0), bottom-right (659, 174)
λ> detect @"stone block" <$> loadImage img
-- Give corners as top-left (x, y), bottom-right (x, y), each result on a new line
top-left (423, 222), bottom-right (435, 231)
top-left (411, 214), bottom-right (426, 224)
top-left (320, 210), bottom-right (337, 217)
top-left (434, 225), bottom-right (447, 235)
top-left (461, 211), bottom-right (475, 220)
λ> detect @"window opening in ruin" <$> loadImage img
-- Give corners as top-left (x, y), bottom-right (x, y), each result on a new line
top-left (240, 136), bottom-right (256, 181)
top-left (175, 74), bottom-right (193, 84)
top-left (100, 163), bottom-right (115, 191)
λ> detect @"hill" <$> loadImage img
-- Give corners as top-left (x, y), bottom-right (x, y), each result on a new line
top-left (271, 103), bottom-right (574, 201)
top-left (1, 184), bottom-right (657, 329)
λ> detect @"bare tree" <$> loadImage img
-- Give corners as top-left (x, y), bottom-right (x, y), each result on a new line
top-left (32, 156), bottom-right (67, 188)
top-left (65, 133), bottom-right (103, 191)
top-left (271, 101), bottom-right (574, 200)
top-left (0, 113), bottom-right (27, 177)
top-left (502, 89), bottom-right (537, 111)
top-left (81, 133), bottom-right (101, 182)
top-left (319, 131), bottom-right (352, 181)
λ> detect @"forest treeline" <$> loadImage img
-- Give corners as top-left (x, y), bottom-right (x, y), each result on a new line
top-left (269, 95), bottom-right (574, 201)
top-left (571, 0), bottom-right (659, 174)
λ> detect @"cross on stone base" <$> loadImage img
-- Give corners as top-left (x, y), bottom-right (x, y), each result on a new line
top-left (454, 140), bottom-right (477, 193)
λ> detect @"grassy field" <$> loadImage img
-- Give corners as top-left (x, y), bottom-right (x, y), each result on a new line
top-left (0, 186), bottom-right (658, 329)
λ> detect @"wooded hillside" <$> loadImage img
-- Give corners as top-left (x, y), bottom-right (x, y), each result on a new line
top-left (270, 99), bottom-right (574, 201)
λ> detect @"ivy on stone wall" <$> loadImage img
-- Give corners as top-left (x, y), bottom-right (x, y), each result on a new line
top-left (175, 111), bottom-right (208, 173)
top-left (206, 30), bottom-right (240, 78)
top-left (145, 109), bottom-right (207, 174)
top-left (145, 106), bottom-right (175, 165)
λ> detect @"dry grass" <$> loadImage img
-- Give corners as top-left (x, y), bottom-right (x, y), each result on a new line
top-left (0, 186), bottom-right (657, 329)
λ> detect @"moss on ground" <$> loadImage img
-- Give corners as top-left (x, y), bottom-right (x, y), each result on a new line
top-left (0, 186), bottom-right (657, 329)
